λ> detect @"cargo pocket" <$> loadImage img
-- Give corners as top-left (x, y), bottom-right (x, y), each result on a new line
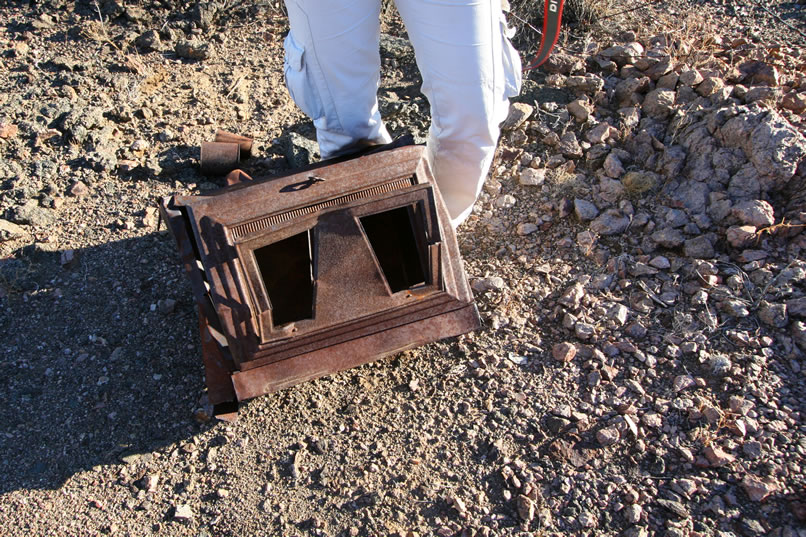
top-left (283, 32), bottom-right (325, 121)
top-left (499, 14), bottom-right (522, 99)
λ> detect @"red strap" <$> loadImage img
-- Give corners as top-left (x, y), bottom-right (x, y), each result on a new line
top-left (522, 0), bottom-right (565, 70)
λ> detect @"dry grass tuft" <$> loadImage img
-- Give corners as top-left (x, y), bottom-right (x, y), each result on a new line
top-left (80, 20), bottom-right (107, 42)
top-left (546, 167), bottom-right (588, 198)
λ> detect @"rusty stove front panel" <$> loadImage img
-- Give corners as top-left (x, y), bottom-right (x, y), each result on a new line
top-left (161, 145), bottom-right (479, 414)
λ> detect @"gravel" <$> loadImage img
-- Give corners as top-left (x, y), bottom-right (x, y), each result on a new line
top-left (1, 0), bottom-right (805, 536)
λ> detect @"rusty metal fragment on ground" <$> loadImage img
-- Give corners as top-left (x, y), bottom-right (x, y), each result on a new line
top-left (160, 144), bottom-right (480, 417)
top-left (200, 141), bottom-right (240, 176)
top-left (215, 129), bottom-right (253, 157)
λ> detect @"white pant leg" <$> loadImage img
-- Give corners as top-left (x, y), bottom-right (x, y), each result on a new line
top-left (282, 0), bottom-right (392, 158)
top-left (394, 0), bottom-right (522, 227)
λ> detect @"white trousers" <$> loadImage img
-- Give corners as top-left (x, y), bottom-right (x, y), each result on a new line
top-left (282, 0), bottom-right (522, 227)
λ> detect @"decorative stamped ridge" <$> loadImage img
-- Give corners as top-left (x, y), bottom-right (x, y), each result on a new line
top-left (230, 176), bottom-right (416, 240)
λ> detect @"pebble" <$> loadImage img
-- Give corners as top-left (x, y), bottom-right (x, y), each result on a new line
top-left (652, 228), bottom-right (685, 248)
top-left (574, 198), bottom-right (599, 221)
top-left (741, 474), bottom-right (778, 502)
top-left (649, 255), bottom-right (670, 269)
top-left (673, 375), bottom-right (696, 392)
top-left (471, 276), bottom-right (505, 292)
top-left (574, 322), bottom-right (594, 340)
top-left (501, 102), bottom-right (534, 131)
top-left (703, 445), bottom-right (735, 467)
top-left (516, 494), bottom-right (535, 522)
top-left (552, 342), bottom-right (577, 362)
top-left (655, 498), bottom-right (689, 518)
top-left (578, 510), bottom-right (597, 528)
top-left (494, 194), bottom-right (516, 209)
top-left (625, 503), bottom-right (642, 524)
top-left (559, 282), bottom-right (585, 309)
top-left (732, 200), bottom-right (775, 227)
top-left (590, 210), bottom-right (630, 235)
top-left (757, 301), bottom-right (788, 328)
top-left (0, 121), bottom-right (19, 139)
top-left (603, 153), bottom-right (625, 178)
top-left (608, 303), bottom-right (629, 325)
top-left (519, 168), bottom-right (546, 186)
top-left (596, 426), bottom-right (620, 446)
top-left (726, 225), bottom-right (757, 248)
top-left (175, 39), bottom-right (212, 60)
top-left (517, 223), bottom-right (538, 235)
top-left (173, 504), bottom-right (193, 522)
top-left (158, 298), bottom-right (177, 314)
top-left (67, 181), bottom-right (89, 197)
top-left (624, 321), bottom-right (647, 339)
top-left (683, 236), bottom-right (715, 259)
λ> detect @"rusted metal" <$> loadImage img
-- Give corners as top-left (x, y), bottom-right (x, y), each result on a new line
top-left (224, 169), bottom-right (254, 187)
top-left (215, 129), bottom-right (253, 157)
top-left (161, 144), bottom-right (480, 416)
top-left (200, 141), bottom-right (240, 176)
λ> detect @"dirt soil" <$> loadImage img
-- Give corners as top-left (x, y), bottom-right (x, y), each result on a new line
top-left (1, 1), bottom-right (805, 536)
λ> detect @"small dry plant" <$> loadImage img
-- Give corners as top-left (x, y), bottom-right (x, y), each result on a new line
top-left (82, 1), bottom-right (151, 78)
top-left (546, 167), bottom-right (587, 199)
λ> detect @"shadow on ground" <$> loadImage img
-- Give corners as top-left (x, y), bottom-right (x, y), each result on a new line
top-left (0, 231), bottom-right (206, 494)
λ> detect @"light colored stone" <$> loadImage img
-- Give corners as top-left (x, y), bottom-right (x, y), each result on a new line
top-left (552, 342), bottom-right (577, 362)
top-left (741, 474), bottom-right (778, 502)
top-left (0, 219), bottom-right (29, 239)
top-left (174, 504), bottom-right (193, 521)
top-left (597, 426), bottom-right (620, 446)
top-left (517, 494), bottom-right (535, 522)
top-left (649, 256), bottom-right (670, 269)
top-left (673, 375), bottom-right (696, 392)
top-left (731, 200), bottom-right (775, 227)
top-left (502, 102), bottom-right (534, 131)
top-left (625, 504), bottom-right (642, 524)
top-left (559, 282), bottom-right (585, 309)
top-left (603, 153), bottom-right (625, 178)
top-left (757, 301), bottom-right (788, 328)
top-left (567, 98), bottom-right (593, 122)
top-left (519, 167), bottom-right (546, 186)
top-left (608, 303), bottom-right (629, 325)
top-left (679, 69), bottom-right (704, 87)
top-left (641, 412), bottom-right (662, 428)
top-left (726, 225), bottom-right (757, 248)
top-left (643, 89), bottom-right (676, 118)
top-left (782, 91), bottom-right (806, 113)
top-left (703, 445), bottom-right (735, 467)
top-left (586, 122), bottom-right (617, 144)
top-left (517, 222), bottom-right (538, 235)
top-left (494, 194), bottom-right (516, 209)
top-left (575, 322), bottom-right (594, 340)
top-left (565, 74), bottom-right (605, 94)
top-left (0, 122), bottom-right (19, 139)
top-left (471, 276), bottom-right (506, 292)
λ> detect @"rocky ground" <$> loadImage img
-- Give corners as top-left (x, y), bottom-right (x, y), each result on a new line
top-left (1, 0), bottom-right (806, 536)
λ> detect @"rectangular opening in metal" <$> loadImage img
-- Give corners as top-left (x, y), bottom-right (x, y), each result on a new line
top-left (254, 230), bottom-right (314, 327)
top-left (360, 205), bottom-right (426, 293)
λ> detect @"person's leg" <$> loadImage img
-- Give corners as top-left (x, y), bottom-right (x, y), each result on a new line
top-left (394, 0), bottom-right (522, 227)
top-left (282, 0), bottom-right (392, 158)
